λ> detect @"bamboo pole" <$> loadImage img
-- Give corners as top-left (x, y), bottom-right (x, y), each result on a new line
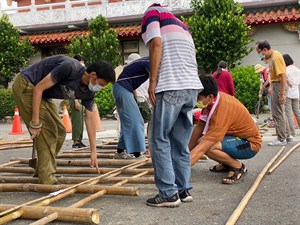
top-left (0, 159), bottom-right (148, 219)
top-left (33, 171), bottom-right (149, 224)
top-left (0, 183), bottom-right (139, 196)
top-left (0, 205), bottom-right (99, 224)
top-left (0, 139), bottom-right (32, 145)
top-left (268, 143), bottom-right (300, 175)
top-left (0, 161), bottom-right (20, 168)
top-left (225, 146), bottom-right (286, 225)
top-left (12, 158), bottom-right (153, 167)
top-left (0, 175), bottom-right (154, 184)
top-left (56, 152), bottom-right (114, 158)
top-left (0, 166), bottom-right (154, 175)
top-left (0, 144), bottom-right (32, 151)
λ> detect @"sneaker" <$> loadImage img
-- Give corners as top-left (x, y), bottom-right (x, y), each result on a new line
top-left (268, 139), bottom-right (287, 146)
top-left (72, 143), bottom-right (81, 148)
top-left (79, 142), bottom-right (87, 147)
top-left (179, 190), bottom-right (193, 203)
top-left (135, 154), bottom-right (147, 160)
top-left (146, 193), bottom-right (181, 207)
top-left (287, 135), bottom-right (294, 143)
top-left (113, 151), bottom-right (135, 159)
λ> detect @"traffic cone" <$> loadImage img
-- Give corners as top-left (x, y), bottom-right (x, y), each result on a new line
top-left (294, 114), bottom-right (298, 127)
top-left (93, 103), bottom-right (102, 131)
top-left (62, 105), bottom-right (72, 133)
top-left (9, 107), bottom-right (26, 135)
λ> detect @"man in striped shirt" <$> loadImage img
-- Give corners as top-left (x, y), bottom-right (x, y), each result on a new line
top-left (142, 3), bottom-right (203, 207)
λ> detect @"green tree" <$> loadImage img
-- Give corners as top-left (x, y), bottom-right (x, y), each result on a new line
top-left (185, 0), bottom-right (252, 73)
top-left (68, 15), bottom-right (121, 116)
top-left (0, 14), bottom-right (34, 87)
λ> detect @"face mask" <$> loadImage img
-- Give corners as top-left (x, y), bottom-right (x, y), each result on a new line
top-left (258, 53), bottom-right (265, 60)
top-left (88, 82), bottom-right (103, 92)
top-left (196, 101), bottom-right (208, 109)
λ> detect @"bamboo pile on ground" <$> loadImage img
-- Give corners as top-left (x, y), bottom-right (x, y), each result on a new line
top-left (0, 159), bottom-right (151, 224)
top-left (226, 142), bottom-right (300, 225)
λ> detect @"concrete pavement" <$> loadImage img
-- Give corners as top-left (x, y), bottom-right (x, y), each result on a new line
top-left (0, 115), bottom-right (299, 225)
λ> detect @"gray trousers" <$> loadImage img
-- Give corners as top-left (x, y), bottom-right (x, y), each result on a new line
top-left (271, 83), bottom-right (290, 141)
top-left (285, 97), bottom-right (300, 136)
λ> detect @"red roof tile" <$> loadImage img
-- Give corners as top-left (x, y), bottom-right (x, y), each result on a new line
top-left (245, 7), bottom-right (300, 25)
top-left (114, 24), bottom-right (141, 37)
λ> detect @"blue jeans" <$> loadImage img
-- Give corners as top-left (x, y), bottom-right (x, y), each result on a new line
top-left (149, 89), bottom-right (198, 198)
top-left (112, 83), bottom-right (146, 154)
top-left (221, 136), bottom-right (257, 159)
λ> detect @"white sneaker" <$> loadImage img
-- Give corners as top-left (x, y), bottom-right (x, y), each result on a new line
top-left (287, 135), bottom-right (294, 143)
top-left (268, 139), bottom-right (287, 146)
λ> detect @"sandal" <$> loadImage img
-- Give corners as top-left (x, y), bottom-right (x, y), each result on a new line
top-left (209, 164), bottom-right (230, 173)
top-left (222, 163), bottom-right (247, 185)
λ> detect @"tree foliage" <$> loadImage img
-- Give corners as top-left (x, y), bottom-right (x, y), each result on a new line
top-left (0, 14), bottom-right (34, 87)
top-left (185, 0), bottom-right (253, 73)
top-left (68, 15), bottom-right (121, 116)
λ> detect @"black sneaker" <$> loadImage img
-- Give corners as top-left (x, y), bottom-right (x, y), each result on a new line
top-left (79, 142), bottom-right (87, 147)
top-left (72, 143), bottom-right (81, 148)
top-left (146, 193), bottom-right (181, 207)
top-left (179, 190), bottom-right (193, 203)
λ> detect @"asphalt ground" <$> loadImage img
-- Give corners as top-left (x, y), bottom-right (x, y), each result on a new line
top-left (0, 116), bottom-right (299, 225)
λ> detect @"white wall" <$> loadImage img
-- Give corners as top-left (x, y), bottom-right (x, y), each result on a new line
top-left (241, 23), bottom-right (300, 68)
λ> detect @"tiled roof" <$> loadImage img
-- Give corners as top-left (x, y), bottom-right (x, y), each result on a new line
top-left (114, 24), bottom-right (141, 37)
top-left (245, 7), bottom-right (300, 25)
top-left (22, 30), bottom-right (91, 45)
top-left (21, 7), bottom-right (300, 45)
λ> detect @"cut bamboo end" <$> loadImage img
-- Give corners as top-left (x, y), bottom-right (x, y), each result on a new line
top-left (0, 205), bottom-right (100, 224)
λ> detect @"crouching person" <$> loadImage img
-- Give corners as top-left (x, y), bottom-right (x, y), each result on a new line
top-left (189, 76), bottom-right (262, 184)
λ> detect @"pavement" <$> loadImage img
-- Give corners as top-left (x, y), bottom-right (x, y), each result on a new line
top-left (0, 114), bottom-right (299, 225)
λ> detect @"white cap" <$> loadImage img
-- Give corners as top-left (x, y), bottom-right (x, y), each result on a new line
top-left (125, 53), bottom-right (141, 64)
top-left (114, 65), bottom-right (124, 81)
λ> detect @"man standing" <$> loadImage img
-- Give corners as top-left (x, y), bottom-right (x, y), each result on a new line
top-left (13, 55), bottom-right (115, 184)
top-left (142, 4), bottom-right (203, 207)
top-left (255, 40), bottom-right (292, 145)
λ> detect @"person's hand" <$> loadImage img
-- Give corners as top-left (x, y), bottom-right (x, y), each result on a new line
top-left (75, 101), bottom-right (81, 110)
top-left (89, 151), bottom-right (100, 174)
top-left (29, 127), bottom-right (41, 139)
top-left (268, 87), bottom-right (272, 95)
top-left (279, 94), bottom-right (286, 105)
top-left (148, 80), bottom-right (157, 105)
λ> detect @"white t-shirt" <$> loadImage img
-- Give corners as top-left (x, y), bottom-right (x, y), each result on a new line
top-left (286, 65), bottom-right (300, 99)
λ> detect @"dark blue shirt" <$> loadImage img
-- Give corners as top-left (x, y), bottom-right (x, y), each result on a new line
top-left (21, 55), bottom-right (94, 111)
top-left (117, 57), bottom-right (150, 92)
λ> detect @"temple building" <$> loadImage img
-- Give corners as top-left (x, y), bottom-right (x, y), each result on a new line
top-left (1, 0), bottom-right (299, 66)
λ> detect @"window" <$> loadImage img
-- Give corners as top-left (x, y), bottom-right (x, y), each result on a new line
top-left (120, 40), bottom-right (139, 63)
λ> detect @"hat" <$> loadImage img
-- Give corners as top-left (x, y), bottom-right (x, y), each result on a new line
top-left (125, 53), bottom-right (141, 64)
top-left (255, 64), bottom-right (264, 73)
top-left (114, 65), bottom-right (124, 81)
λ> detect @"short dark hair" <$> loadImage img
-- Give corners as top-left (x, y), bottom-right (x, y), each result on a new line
top-left (199, 76), bottom-right (218, 97)
top-left (282, 54), bottom-right (294, 67)
top-left (256, 40), bottom-right (271, 50)
top-left (86, 61), bottom-right (115, 83)
top-left (218, 60), bottom-right (228, 69)
top-left (74, 54), bottom-right (83, 62)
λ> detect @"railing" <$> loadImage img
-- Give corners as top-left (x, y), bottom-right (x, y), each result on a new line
top-left (0, 0), bottom-right (193, 28)
top-left (0, 0), bottom-right (283, 28)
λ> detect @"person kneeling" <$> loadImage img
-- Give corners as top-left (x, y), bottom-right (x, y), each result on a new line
top-left (189, 76), bottom-right (262, 184)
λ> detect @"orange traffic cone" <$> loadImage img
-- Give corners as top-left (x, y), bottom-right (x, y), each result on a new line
top-left (9, 107), bottom-right (26, 135)
top-left (62, 105), bottom-right (72, 133)
top-left (93, 103), bottom-right (102, 131)
top-left (294, 114), bottom-right (298, 127)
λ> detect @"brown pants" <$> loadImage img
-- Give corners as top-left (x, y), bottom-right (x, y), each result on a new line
top-left (13, 74), bottom-right (66, 184)
top-left (271, 83), bottom-right (290, 141)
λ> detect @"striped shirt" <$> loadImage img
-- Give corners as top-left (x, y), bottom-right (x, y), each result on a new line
top-left (142, 5), bottom-right (203, 93)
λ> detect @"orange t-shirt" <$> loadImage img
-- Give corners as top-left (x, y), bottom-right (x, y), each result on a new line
top-left (201, 93), bottom-right (262, 152)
